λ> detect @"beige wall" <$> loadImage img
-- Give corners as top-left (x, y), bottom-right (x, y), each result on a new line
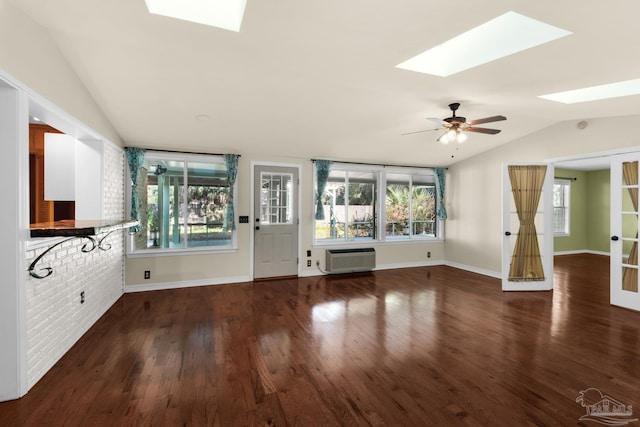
top-left (446, 117), bottom-right (640, 275)
top-left (0, 0), bottom-right (121, 145)
top-left (125, 153), bottom-right (445, 288)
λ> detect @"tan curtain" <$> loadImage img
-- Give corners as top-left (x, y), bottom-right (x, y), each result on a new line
top-left (508, 165), bottom-right (547, 281)
top-left (622, 162), bottom-right (638, 292)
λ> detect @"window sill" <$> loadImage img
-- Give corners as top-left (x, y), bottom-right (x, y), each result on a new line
top-left (127, 247), bottom-right (237, 258)
top-left (554, 233), bottom-right (571, 237)
top-left (313, 237), bottom-right (443, 248)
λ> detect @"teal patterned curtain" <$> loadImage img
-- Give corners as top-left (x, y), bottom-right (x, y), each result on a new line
top-left (125, 147), bottom-right (146, 232)
top-left (315, 160), bottom-right (333, 220)
top-left (224, 154), bottom-right (239, 230)
top-left (433, 167), bottom-right (448, 221)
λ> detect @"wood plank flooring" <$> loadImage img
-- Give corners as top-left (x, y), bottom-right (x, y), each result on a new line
top-left (2, 254), bottom-right (640, 426)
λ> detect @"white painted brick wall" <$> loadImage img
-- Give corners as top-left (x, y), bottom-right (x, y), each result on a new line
top-left (25, 144), bottom-right (125, 389)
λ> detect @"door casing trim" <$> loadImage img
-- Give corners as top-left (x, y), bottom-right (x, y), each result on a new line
top-left (250, 161), bottom-right (302, 280)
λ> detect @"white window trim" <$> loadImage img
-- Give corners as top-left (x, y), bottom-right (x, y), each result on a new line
top-left (553, 178), bottom-right (571, 236)
top-left (126, 151), bottom-right (237, 256)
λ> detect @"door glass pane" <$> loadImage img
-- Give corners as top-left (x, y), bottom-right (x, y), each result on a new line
top-left (623, 161), bottom-right (639, 186)
top-left (622, 214), bottom-right (637, 239)
top-left (622, 266), bottom-right (638, 292)
top-left (622, 186), bottom-right (638, 212)
top-left (621, 161), bottom-right (639, 292)
top-left (260, 172), bottom-right (293, 224)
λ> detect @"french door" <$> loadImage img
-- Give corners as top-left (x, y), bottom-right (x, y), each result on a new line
top-left (610, 154), bottom-right (640, 311)
top-left (502, 163), bottom-right (554, 291)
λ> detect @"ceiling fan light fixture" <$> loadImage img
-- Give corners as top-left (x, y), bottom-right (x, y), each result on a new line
top-left (456, 131), bottom-right (467, 143)
top-left (438, 133), bottom-right (451, 144)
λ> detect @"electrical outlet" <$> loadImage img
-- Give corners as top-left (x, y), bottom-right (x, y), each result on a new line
top-left (427, 251), bottom-right (431, 258)
top-left (306, 250), bottom-right (312, 257)
top-left (80, 291), bottom-right (85, 304)
top-left (144, 270), bottom-right (150, 279)
top-left (307, 260), bottom-right (312, 267)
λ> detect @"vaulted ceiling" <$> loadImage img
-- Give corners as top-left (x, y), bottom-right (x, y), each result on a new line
top-left (12, 1), bottom-right (640, 166)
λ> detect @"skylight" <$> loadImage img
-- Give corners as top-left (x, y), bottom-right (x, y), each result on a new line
top-left (539, 79), bottom-right (640, 104)
top-left (145, 0), bottom-right (247, 32)
top-left (396, 11), bottom-right (571, 77)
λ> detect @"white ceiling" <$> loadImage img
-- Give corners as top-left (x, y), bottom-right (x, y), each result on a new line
top-left (12, 1), bottom-right (640, 166)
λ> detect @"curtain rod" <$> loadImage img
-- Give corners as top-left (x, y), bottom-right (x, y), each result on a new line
top-left (129, 147), bottom-right (241, 157)
top-left (555, 176), bottom-right (577, 181)
top-left (311, 158), bottom-right (445, 169)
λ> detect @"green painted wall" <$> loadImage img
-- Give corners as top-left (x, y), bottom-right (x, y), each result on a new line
top-left (553, 168), bottom-right (611, 254)
top-left (586, 169), bottom-right (611, 253)
top-left (553, 168), bottom-right (587, 252)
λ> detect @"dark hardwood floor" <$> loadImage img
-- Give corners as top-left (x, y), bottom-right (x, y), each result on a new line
top-left (2, 254), bottom-right (639, 426)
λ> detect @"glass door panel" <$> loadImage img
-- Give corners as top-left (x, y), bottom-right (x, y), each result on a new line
top-left (611, 157), bottom-right (640, 310)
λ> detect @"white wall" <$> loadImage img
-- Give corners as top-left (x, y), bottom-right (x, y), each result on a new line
top-left (0, 84), bottom-right (28, 401)
top-left (445, 116), bottom-right (640, 275)
top-left (0, 0), bottom-right (125, 400)
top-left (0, 0), bottom-right (121, 146)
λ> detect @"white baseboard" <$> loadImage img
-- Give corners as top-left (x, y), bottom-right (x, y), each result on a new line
top-left (375, 260), bottom-right (444, 271)
top-left (298, 260), bottom-right (445, 277)
top-left (299, 270), bottom-right (325, 277)
top-left (124, 250), bottom-right (610, 292)
top-left (124, 260), bottom-right (503, 290)
top-left (554, 250), bottom-right (610, 256)
top-left (124, 275), bottom-right (252, 293)
top-left (443, 261), bottom-right (501, 279)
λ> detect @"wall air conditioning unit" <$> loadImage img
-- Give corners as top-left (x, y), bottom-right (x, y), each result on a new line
top-left (325, 248), bottom-right (375, 274)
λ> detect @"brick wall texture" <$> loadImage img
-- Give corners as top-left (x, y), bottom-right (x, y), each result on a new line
top-left (25, 143), bottom-right (125, 388)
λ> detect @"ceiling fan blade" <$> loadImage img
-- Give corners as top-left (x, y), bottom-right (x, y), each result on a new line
top-left (467, 115), bottom-right (507, 125)
top-left (464, 127), bottom-right (501, 135)
top-left (402, 128), bottom-right (441, 136)
top-left (427, 117), bottom-right (446, 125)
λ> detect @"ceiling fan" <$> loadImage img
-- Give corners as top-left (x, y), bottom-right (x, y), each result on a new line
top-left (404, 103), bottom-right (506, 144)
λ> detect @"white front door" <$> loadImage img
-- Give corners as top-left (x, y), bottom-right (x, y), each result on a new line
top-left (253, 165), bottom-right (299, 279)
top-left (610, 154), bottom-right (640, 311)
top-left (502, 163), bottom-right (554, 291)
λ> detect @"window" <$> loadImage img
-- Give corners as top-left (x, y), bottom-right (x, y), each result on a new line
top-left (386, 173), bottom-right (436, 238)
top-left (315, 169), bottom-right (378, 241)
top-left (131, 152), bottom-right (234, 252)
top-left (553, 179), bottom-right (570, 235)
top-left (314, 164), bottom-right (440, 244)
top-left (260, 172), bottom-right (293, 224)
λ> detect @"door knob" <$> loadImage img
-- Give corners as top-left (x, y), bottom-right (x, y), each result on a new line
top-left (611, 236), bottom-right (619, 241)
top-left (505, 231), bottom-right (511, 236)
